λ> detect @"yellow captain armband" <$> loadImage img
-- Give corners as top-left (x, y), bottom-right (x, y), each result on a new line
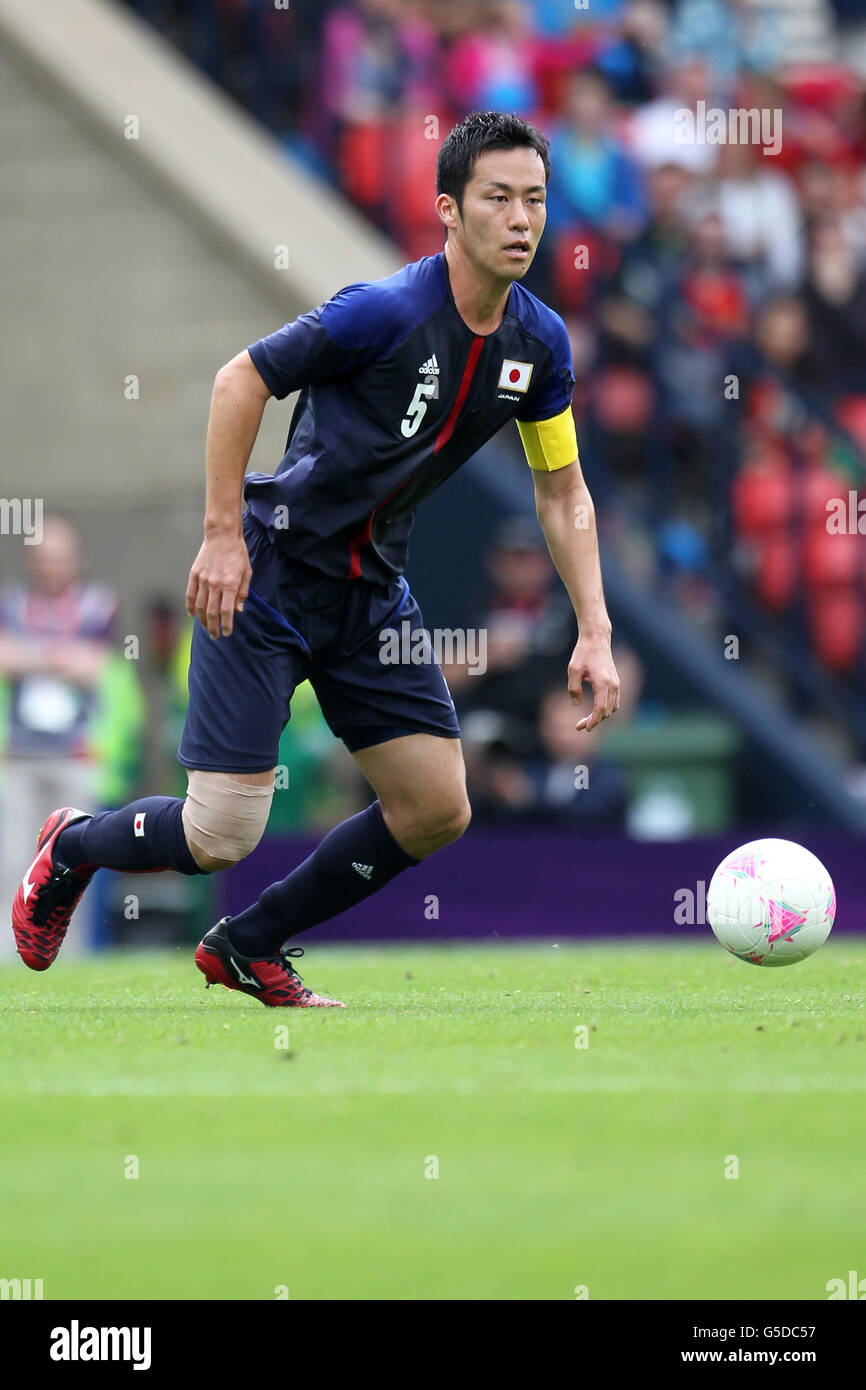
top-left (516, 405), bottom-right (578, 473)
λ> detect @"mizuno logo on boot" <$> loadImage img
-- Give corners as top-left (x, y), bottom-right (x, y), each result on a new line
top-left (230, 956), bottom-right (260, 987)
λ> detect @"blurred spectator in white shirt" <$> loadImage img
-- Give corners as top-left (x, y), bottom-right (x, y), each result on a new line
top-left (714, 139), bottom-right (804, 291)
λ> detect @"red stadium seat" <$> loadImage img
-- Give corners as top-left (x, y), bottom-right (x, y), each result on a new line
top-left (592, 367), bottom-right (654, 433)
top-left (746, 381), bottom-right (787, 436)
top-left (808, 589), bottom-right (863, 672)
top-left (783, 63), bottom-right (862, 112)
top-left (803, 459), bottom-right (850, 525)
top-left (531, 38), bottom-right (599, 117)
top-left (755, 533), bottom-right (797, 612)
top-left (338, 121), bottom-right (388, 210)
top-left (400, 226), bottom-right (445, 262)
top-left (552, 227), bottom-right (619, 313)
top-left (804, 524), bottom-right (860, 587)
top-left (387, 116), bottom-right (443, 242)
top-left (836, 395), bottom-right (866, 451)
top-left (732, 457), bottom-right (793, 536)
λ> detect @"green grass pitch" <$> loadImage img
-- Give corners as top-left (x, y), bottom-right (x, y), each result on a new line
top-left (1, 939), bottom-right (864, 1301)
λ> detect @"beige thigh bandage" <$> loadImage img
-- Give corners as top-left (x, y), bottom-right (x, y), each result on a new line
top-left (182, 771), bottom-right (275, 865)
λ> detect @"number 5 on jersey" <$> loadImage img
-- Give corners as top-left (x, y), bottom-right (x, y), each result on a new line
top-left (401, 381), bottom-right (438, 438)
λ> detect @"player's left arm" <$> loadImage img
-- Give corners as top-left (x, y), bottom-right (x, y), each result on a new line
top-left (530, 444), bottom-right (620, 732)
top-left (516, 315), bottom-right (619, 729)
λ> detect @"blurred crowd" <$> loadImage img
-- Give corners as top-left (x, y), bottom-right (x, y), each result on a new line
top-left (439, 515), bottom-right (646, 829)
top-left (6, 0), bottom-right (863, 918)
top-left (121, 0), bottom-right (866, 697)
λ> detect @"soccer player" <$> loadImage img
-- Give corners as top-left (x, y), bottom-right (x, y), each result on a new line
top-left (11, 112), bottom-right (620, 1007)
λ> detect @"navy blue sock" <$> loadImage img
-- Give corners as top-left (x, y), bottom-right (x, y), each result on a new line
top-left (228, 801), bottom-right (419, 956)
top-left (57, 797), bottom-right (205, 876)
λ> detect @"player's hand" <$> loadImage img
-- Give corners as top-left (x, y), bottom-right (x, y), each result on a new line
top-left (186, 531), bottom-right (252, 639)
top-left (568, 635), bottom-right (620, 732)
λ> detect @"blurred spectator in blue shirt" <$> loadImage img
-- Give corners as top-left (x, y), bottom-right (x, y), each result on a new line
top-left (668, 0), bottom-right (780, 89)
top-left (546, 66), bottom-right (648, 238)
top-left (528, 0), bottom-right (628, 34)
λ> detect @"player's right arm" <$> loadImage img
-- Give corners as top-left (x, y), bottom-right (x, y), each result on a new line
top-left (186, 349), bottom-right (270, 640)
top-left (189, 279), bottom-right (402, 637)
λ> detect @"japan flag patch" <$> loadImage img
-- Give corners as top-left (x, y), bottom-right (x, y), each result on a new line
top-left (498, 359), bottom-right (533, 392)
top-left (133, 811), bottom-right (146, 838)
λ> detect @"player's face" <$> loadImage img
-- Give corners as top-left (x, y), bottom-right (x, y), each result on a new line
top-left (453, 147), bottom-right (547, 282)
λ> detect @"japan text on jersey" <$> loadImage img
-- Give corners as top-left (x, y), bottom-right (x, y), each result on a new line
top-left (244, 251), bottom-right (578, 583)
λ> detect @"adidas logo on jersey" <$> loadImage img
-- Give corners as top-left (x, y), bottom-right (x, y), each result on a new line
top-left (352, 862), bottom-right (374, 880)
top-left (419, 355), bottom-right (440, 376)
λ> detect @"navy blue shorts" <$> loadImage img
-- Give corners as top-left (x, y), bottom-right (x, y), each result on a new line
top-left (178, 511), bottom-right (460, 772)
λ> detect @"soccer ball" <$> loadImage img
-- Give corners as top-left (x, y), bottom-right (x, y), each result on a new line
top-left (706, 838), bottom-right (835, 967)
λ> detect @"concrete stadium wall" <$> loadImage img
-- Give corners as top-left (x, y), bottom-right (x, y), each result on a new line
top-left (0, 0), bottom-right (399, 622)
top-left (0, 44), bottom-right (283, 610)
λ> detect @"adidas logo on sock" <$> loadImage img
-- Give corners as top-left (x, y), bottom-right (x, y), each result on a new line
top-left (419, 354), bottom-right (439, 376)
top-left (352, 862), bottom-right (374, 880)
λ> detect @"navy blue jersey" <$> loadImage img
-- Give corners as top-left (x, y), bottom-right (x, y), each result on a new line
top-left (244, 251), bottom-right (576, 583)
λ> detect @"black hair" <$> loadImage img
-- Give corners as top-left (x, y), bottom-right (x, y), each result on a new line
top-left (436, 110), bottom-right (551, 218)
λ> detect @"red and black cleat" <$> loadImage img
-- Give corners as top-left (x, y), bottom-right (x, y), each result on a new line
top-left (12, 807), bottom-right (95, 971)
top-left (194, 917), bottom-right (345, 1008)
